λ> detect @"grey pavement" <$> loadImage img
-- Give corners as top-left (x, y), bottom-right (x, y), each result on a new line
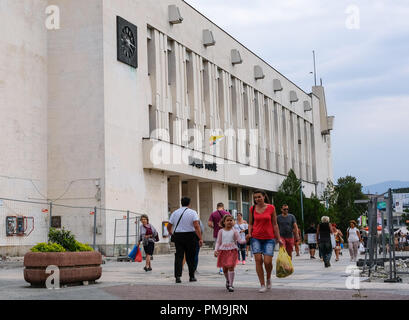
top-left (1, 248), bottom-right (409, 300)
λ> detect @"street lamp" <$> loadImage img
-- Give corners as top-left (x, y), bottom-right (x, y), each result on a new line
top-left (298, 181), bottom-right (305, 240)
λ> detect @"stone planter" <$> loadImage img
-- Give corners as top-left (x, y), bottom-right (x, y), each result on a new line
top-left (24, 251), bottom-right (102, 287)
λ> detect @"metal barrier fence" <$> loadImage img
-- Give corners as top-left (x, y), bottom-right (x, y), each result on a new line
top-left (360, 188), bottom-right (409, 282)
top-left (0, 197), bottom-right (142, 256)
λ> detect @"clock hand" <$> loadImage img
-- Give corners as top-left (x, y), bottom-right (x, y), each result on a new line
top-left (125, 39), bottom-right (136, 48)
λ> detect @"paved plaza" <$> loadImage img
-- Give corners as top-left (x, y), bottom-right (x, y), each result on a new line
top-left (1, 248), bottom-right (409, 300)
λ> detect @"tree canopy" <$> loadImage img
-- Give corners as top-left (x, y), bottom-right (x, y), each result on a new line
top-left (273, 171), bottom-right (367, 235)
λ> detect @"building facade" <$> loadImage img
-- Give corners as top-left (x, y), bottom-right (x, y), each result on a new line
top-left (0, 0), bottom-right (334, 256)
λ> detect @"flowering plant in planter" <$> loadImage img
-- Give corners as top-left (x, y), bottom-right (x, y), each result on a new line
top-left (24, 228), bottom-right (101, 287)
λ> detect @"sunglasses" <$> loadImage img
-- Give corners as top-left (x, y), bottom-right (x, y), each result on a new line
top-left (282, 208), bottom-right (289, 211)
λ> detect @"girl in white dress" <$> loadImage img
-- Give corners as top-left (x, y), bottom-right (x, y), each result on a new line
top-left (214, 215), bottom-right (246, 292)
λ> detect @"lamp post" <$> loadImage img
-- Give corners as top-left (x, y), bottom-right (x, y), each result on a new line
top-left (300, 181), bottom-right (305, 240)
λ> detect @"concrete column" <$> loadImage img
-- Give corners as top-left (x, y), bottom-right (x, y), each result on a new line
top-left (168, 176), bottom-right (182, 214)
top-left (199, 182), bottom-right (214, 242)
top-left (237, 187), bottom-right (243, 214)
top-left (186, 180), bottom-right (200, 215)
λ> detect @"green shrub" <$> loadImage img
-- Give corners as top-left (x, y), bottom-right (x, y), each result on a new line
top-left (31, 242), bottom-right (66, 252)
top-left (75, 241), bottom-right (94, 252)
top-left (48, 228), bottom-right (77, 252)
top-left (29, 228), bottom-right (95, 253)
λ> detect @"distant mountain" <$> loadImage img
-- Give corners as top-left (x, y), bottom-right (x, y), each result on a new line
top-left (363, 181), bottom-right (409, 195)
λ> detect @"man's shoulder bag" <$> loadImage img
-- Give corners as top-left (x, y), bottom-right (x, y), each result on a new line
top-left (170, 208), bottom-right (188, 242)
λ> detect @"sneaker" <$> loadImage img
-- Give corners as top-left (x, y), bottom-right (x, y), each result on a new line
top-left (143, 266), bottom-right (148, 272)
top-left (242, 260), bottom-right (246, 265)
top-left (148, 267), bottom-right (152, 271)
top-left (236, 260), bottom-right (240, 265)
top-left (219, 268), bottom-right (224, 275)
top-left (259, 285), bottom-right (267, 293)
top-left (175, 277), bottom-right (181, 283)
top-left (189, 277), bottom-right (197, 282)
top-left (228, 286), bottom-right (234, 292)
top-left (267, 279), bottom-right (272, 289)
top-left (226, 281), bottom-right (230, 289)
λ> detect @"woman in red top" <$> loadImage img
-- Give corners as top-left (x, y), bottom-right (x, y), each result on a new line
top-left (246, 190), bottom-right (283, 293)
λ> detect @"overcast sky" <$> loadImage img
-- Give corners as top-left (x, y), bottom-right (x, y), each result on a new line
top-left (185, 0), bottom-right (409, 186)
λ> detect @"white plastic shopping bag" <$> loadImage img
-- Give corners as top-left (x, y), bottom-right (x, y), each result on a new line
top-left (358, 242), bottom-right (365, 254)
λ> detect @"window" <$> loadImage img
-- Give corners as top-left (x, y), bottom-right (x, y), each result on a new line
top-left (228, 186), bottom-right (238, 216)
top-left (51, 216), bottom-right (61, 229)
top-left (242, 189), bottom-right (250, 222)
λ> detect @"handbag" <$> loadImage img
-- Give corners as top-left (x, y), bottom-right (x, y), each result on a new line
top-left (170, 208), bottom-right (188, 242)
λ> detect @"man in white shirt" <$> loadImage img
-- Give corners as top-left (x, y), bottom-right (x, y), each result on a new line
top-left (167, 197), bottom-right (203, 283)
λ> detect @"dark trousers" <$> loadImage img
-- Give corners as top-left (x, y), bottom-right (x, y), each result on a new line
top-left (319, 241), bottom-right (332, 264)
top-left (174, 232), bottom-right (198, 278)
top-left (193, 242), bottom-right (200, 272)
top-left (238, 243), bottom-right (246, 261)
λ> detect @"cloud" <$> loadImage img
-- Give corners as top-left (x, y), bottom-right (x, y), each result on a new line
top-left (184, 0), bottom-right (409, 185)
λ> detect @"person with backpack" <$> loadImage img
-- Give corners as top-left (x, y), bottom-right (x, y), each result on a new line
top-left (138, 214), bottom-right (159, 272)
top-left (246, 190), bottom-right (283, 293)
top-left (208, 202), bottom-right (230, 274)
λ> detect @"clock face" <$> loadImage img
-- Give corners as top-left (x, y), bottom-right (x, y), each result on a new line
top-left (121, 26), bottom-right (136, 58)
top-left (117, 16), bottom-right (138, 68)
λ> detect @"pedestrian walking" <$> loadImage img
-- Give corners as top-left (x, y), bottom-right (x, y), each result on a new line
top-left (193, 220), bottom-right (205, 274)
top-left (305, 223), bottom-right (317, 259)
top-left (294, 228), bottom-right (302, 256)
top-left (332, 224), bottom-right (343, 262)
top-left (246, 190), bottom-right (283, 293)
top-left (208, 202), bottom-right (230, 274)
top-left (277, 204), bottom-right (300, 260)
top-left (399, 234), bottom-right (406, 251)
top-left (233, 213), bottom-right (248, 265)
top-left (246, 234), bottom-right (254, 262)
top-left (167, 197), bottom-right (203, 283)
top-left (138, 214), bottom-right (159, 272)
top-left (346, 220), bottom-right (363, 262)
top-left (316, 216), bottom-right (336, 268)
top-left (214, 215), bottom-right (247, 292)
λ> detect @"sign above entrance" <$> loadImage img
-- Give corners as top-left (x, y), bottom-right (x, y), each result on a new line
top-left (189, 157), bottom-right (217, 172)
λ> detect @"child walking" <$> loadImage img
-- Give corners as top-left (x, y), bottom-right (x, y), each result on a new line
top-left (214, 215), bottom-right (246, 292)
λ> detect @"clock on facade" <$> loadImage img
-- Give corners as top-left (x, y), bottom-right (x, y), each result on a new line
top-left (117, 16), bottom-right (138, 68)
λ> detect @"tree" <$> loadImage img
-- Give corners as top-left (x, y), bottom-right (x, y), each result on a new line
top-left (402, 211), bottom-right (409, 226)
top-left (274, 169), bottom-right (326, 234)
top-left (333, 176), bottom-right (367, 234)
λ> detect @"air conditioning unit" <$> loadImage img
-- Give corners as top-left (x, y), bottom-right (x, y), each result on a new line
top-left (203, 29), bottom-right (216, 47)
top-left (169, 5), bottom-right (183, 24)
top-left (254, 65), bottom-right (265, 80)
top-left (231, 49), bottom-right (243, 65)
top-left (273, 79), bottom-right (283, 92)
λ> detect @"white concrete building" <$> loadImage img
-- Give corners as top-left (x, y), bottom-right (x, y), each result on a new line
top-left (0, 0), bottom-right (334, 256)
